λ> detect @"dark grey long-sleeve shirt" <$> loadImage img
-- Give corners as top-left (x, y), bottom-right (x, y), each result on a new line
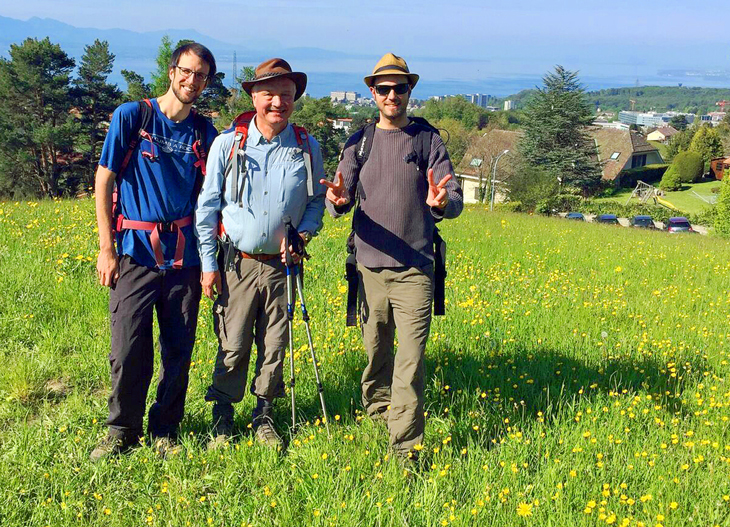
top-left (327, 121), bottom-right (463, 268)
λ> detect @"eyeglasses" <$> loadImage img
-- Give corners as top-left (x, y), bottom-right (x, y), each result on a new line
top-left (175, 65), bottom-right (209, 82)
top-left (374, 83), bottom-right (410, 96)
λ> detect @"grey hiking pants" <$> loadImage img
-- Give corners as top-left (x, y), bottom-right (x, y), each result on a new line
top-left (205, 256), bottom-right (289, 404)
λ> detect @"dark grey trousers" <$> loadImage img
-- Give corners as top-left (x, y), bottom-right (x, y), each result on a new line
top-left (107, 255), bottom-right (201, 440)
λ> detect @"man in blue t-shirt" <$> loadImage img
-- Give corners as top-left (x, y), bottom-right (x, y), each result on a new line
top-left (91, 42), bottom-right (218, 461)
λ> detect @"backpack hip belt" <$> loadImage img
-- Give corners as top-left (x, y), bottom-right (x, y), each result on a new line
top-left (115, 214), bottom-right (194, 269)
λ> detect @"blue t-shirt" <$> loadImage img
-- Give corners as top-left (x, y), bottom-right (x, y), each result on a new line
top-left (99, 99), bottom-right (218, 269)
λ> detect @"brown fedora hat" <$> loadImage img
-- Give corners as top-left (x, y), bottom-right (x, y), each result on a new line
top-left (241, 58), bottom-right (307, 100)
top-left (363, 53), bottom-right (419, 88)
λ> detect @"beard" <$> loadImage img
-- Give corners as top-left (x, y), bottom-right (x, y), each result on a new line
top-left (172, 82), bottom-right (202, 105)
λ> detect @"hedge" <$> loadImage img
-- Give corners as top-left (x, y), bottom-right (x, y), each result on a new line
top-left (619, 164), bottom-right (669, 187)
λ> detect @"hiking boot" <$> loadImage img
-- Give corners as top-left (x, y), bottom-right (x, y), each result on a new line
top-left (208, 403), bottom-right (234, 450)
top-left (153, 436), bottom-right (179, 458)
top-left (253, 415), bottom-right (283, 449)
top-left (89, 433), bottom-right (135, 462)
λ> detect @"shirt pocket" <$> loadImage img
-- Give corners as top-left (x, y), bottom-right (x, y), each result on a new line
top-left (276, 160), bottom-right (308, 206)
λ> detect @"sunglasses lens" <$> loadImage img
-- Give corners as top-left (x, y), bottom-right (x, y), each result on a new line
top-left (375, 83), bottom-right (409, 96)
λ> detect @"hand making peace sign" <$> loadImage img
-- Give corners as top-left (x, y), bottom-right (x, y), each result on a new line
top-left (320, 172), bottom-right (350, 206)
top-left (426, 169), bottom-right (452, 210)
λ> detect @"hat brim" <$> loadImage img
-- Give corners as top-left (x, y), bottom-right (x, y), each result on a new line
top-left (364, 70), bottom-right (419, 89)
top-left (242, 71), bottom-right (308, 101)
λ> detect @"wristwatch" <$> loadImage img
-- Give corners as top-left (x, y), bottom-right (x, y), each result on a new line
top-left (300, 231), bottom-right (313, 244)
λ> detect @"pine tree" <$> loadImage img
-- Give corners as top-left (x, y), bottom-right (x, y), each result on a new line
top-left (0, 38), bottom-right (79, 197)
top-left (195, 72), bottom-right (231, 118)
top-left (72, 39), bottom-right (122, 188)
top-left (518, 66), bottom-right (602, 194)
top-left (121, 69), bottom-right (151, 102)
top-left (150, 35), bottom-right (174, 97)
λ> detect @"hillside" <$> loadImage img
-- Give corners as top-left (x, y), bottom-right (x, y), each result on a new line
top-left (498, 86), bottom-right (730, 115)
top-left (1, 200), bottom-right (729, 526)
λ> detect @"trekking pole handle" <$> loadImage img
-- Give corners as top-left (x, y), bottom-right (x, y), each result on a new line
top-left (282, 215), bottom-right (305, 268)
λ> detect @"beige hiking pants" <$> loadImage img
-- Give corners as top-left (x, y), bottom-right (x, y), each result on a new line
top-left (357, 264), bottom-right (434, 455)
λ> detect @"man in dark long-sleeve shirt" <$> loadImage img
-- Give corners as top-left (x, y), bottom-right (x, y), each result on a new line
top-left (322, 53), bottom-right (463, 460)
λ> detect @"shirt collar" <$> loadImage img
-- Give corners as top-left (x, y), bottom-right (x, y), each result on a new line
top-left (250, 116), bottom-right (292, 146)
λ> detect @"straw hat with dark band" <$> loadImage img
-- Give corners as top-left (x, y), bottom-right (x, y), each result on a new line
top-left (241, 58), bottom-right (307, 100)
top-left (363, 53), bottom-right (419, 88)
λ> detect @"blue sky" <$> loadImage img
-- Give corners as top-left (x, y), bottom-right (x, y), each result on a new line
top-left (2, 1), bottom-right (729, 96)
top-left (2, 0), bottom-right (727, 56)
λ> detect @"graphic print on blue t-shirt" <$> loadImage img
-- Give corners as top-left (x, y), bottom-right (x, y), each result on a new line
top-left (98, 99), bottom-right (218, 269)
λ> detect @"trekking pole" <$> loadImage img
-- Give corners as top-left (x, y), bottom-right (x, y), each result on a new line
top-left (283, 216), bottom-right (331, 437)
top-left (284, 230), bottom-right (297, 430)
top-left (293, 269), bottom-right (331, 436)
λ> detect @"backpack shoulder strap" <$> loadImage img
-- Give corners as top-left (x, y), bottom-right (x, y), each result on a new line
top-left (118, 99), bottom-right (154, 177)
top-left (226, 110), bottom-right (256, 205)
top-left (190, 110), bottom-right (211, 202)
top-left (409, 117), bottom-right (437, 178)
top-left (191, 109), bottom-right (209, 177)
top-left (292, 124), bottom-right (315, 198)
top-left (354, 122), bottom-right (376, 170)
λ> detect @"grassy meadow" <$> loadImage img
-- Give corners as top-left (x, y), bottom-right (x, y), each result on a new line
top-left (596, 180), bottom-right (721, 216)
top-left (1, 199), bottom-right (730, 526)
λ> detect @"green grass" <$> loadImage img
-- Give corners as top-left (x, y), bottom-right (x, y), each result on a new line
top-left (648, 141), bottom-right (669, 161)
top-left (662, 180), bottom-right (721, 214)
top-left (597, 180), bottom-right (722, 215)
top-left (1, 199), bottom-right (730, 526)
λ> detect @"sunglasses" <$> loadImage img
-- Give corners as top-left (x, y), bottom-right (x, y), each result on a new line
top-left (374, 83), bottom-right (410, 96)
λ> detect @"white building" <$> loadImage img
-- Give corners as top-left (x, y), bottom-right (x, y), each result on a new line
top-left (330, 91), bottom-right (360, 103)
top-left (504, 100), bottom-right (514, 111)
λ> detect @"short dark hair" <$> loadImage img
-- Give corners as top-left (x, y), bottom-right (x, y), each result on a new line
top-left (169, 42), bottom-right (217, 79)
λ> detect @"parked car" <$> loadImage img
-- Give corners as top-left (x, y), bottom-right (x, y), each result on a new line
top-left (596, 214), bottom-right (620, 225)
top-left (665, 217), bottom-right (695, 233)
top-left (565, 212), bottom-right (585, 221)
top-left (630, 215), bottom-right (656, 229)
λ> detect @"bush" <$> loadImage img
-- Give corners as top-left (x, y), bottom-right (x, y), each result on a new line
top-left (535, 194), bottom-right (583, 215)
top-left (714, 176), bottom-right (730, 237)
top-left (579, 200), bottom-right (679, 224)
top-left (494, 201), bottom-right (524, 212)
top-left (619, 164), bottom-right (669, 188)
top-left (659, 166), bottom-right (682, 191)
top-left (672, 151), bottom-right (704, 183)
top-left (690, 206), bottom-right (717, 228)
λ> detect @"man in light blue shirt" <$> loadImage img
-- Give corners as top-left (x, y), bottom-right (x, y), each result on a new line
top-left (196, 58), bottom-right (326, 448)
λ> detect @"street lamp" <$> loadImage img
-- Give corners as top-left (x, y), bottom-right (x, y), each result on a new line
top-left (490, 149), bottom-right (509, 212)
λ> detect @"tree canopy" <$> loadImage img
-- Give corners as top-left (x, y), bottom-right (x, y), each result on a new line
top-left (518, 65), bottom-right (602, 194)
top-left (0, 38), bottom-right (79, 197)
top-left (72, 39), bottom-right (122, 188)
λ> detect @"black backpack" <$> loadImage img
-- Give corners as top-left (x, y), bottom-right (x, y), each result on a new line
top-left (344, 117), bottom-right (447, 326)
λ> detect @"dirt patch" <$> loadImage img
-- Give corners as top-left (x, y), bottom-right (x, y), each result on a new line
top-left (45, 378), bottom-right (70, 399)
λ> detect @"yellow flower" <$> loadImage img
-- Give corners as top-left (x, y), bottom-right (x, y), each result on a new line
top-left (517, 502), bottom-right (533, 517)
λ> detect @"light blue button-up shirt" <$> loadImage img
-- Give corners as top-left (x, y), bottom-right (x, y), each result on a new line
top-left (195, 117), bottom-right (326, 273)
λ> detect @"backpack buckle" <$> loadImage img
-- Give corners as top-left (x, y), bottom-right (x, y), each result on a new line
top-left (157, 221), bottom-right (176, 234)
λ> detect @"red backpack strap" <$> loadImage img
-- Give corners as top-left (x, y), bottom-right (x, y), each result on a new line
top-left (191, 109), bottom-right (208, 177)
top-left (113, 99), bottom-right (155, 236)
top-left (227, 111), bottom-right (256, 204)
top-left (292, 125), bottom-right (315, 197)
